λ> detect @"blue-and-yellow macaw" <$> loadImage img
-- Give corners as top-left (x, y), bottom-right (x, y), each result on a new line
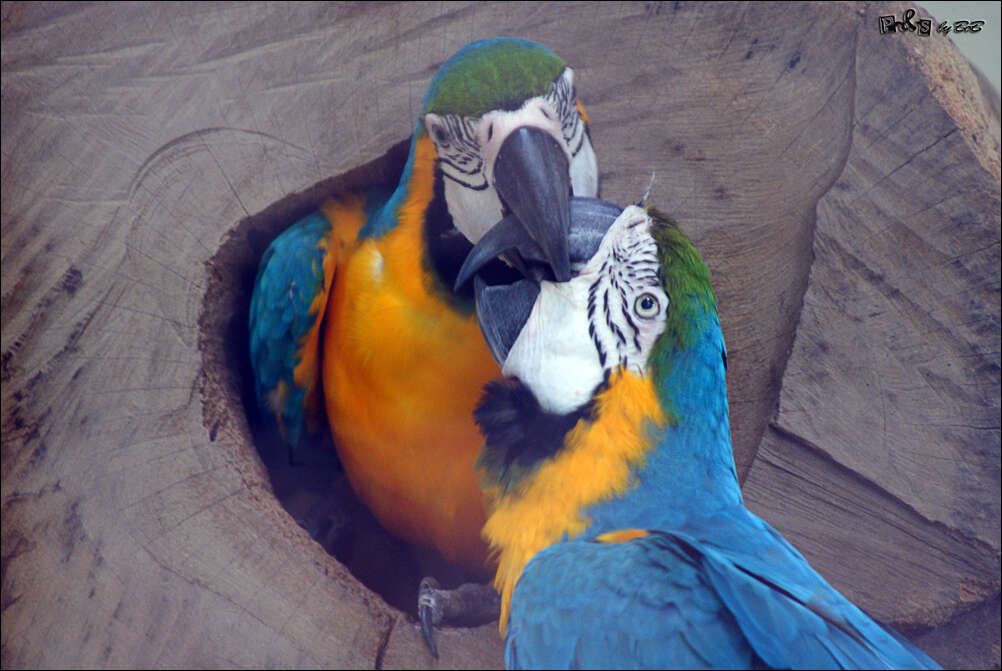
top-left (248, 38), bottom-right (598, 573)
top-left (460, 200), bottom-right (941, 668)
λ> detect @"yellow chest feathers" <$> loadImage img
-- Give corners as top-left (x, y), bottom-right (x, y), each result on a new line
top-left (326, 133), bottom-right (492, 376)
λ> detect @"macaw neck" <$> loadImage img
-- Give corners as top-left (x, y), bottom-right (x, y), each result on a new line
top-left (482, 308), bottom-right (739, 632)
top-left (359, 132), bottom-right (424, 240)
top-left (584, 306), bottom-right (741, 536)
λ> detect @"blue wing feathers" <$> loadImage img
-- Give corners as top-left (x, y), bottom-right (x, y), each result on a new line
top-left (248, 184), bottom-right (393, 450)
top-left (507, 534), bottom-right (753, 669)
top-left (682, 510), bottom-right (940, 669)
top-left (249, 211), bottom-right (336, 447)
top-left (507, 514), bottom-right (940, 669)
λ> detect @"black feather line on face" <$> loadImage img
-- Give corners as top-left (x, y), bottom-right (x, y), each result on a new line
top-left (620, 301), bottom-right (641, 352)
top-left (605, 286), bottom-right (628, 348)
top-left (441, 172), bottom-right (490, 190)
top-left (433, 114), bottom-right (488, 189)
top-left (587, 279), bottom-right (607, 367)
top-left (438, 156), bottom-right (486, 178)
top-left (475, 377), bottom-right (599, 489)
top-left (548, 73), bottom-right (587, 159)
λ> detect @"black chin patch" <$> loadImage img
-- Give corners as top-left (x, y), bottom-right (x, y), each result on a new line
top-left (423, 166), bottom-right (521, 311)
top-left (474, 377), bottom-right (597, 489)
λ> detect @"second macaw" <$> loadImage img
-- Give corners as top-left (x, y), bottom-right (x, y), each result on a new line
top-left (248, 38), bottom-right (598, 572)
top-left (461, 200), bottom-right (941, 668)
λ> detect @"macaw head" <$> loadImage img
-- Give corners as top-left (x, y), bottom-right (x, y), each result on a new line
top-left (420, 38), bottom-right (598, 283)
top-left (460, 199), bottom-right (719, 416)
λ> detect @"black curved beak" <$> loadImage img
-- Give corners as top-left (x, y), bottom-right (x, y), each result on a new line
top-left (463, 197), bottom-right (625, 366)
top-left (455, 197), bottom-right (624, 291)
top-left (492, 126), bottom-right (572, 283)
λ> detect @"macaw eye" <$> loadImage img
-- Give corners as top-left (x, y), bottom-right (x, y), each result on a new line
top-left (427, 121), bottom-right (449, 145)
top-left (634, 293), bottom-right (661, 319)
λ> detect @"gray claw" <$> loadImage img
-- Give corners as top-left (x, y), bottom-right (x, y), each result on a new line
top-left (419, 577), bottom-right (442, 659)
top-left (417, 577), bottom-right (504, 660)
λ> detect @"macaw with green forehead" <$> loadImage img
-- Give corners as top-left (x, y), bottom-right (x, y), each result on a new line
top-left (249, 38), bottom-right (598, 572)
top-left (460, 199), bottom-right (942, 669)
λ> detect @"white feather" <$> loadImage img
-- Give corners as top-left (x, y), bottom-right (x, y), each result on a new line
top-left (503, 277), bottom-right (603, 414)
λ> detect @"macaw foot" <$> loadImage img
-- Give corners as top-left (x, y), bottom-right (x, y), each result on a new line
top-left (418, 576), bottom-right (501, 658)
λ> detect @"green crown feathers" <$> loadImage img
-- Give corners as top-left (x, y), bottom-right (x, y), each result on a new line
top-left (422, 38), bottom-right (566, 118)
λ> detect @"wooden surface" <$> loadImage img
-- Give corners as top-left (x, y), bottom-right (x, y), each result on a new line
top-left (2, 2), bottom-right (998, 668)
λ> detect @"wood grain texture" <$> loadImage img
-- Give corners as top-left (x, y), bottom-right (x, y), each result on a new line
top-left (2, 2), bottom-right (998, 668)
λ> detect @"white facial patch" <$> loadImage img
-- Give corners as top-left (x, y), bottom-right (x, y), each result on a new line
top-left (442, 176), bottom-right (503, 244)
top-left (569, 133), bottom-right (598, 200)
top-left (503, 276), bottom-right (605, 414)
top-left (503, 206), bottom-right (668, 414)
